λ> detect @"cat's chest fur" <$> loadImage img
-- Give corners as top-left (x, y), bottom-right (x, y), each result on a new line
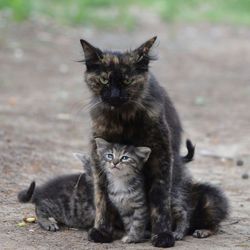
top-left (92, 108), bottom-right (153, 145)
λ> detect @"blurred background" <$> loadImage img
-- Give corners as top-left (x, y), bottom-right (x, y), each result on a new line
top-left (0, 1), bottom-right (249, 249)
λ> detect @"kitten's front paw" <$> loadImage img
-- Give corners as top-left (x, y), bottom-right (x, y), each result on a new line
top-left (173, 231), bottom-right (184, 240)
top-left (151, 232), bottom-right (175, 248)
top-left (121, 234), bottom-right (142, 243)
top-left (88, 228), bottom-right (113, 243)
top-left (39, 221), bottom-right (59, 232)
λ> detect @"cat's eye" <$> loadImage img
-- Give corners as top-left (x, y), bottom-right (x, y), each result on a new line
top-left (121, 155), bottom-right (129, 162)
top-left (123, 79), bottom-right (133, 85)
top-left (105, 153), bottom-right (113, 161)
top-left (99, 77), bottom-right (109, 85)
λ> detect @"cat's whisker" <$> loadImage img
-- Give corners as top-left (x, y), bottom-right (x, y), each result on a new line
top-left (129, 100), bottom-right (156, 118)
top-left (88, 100), bottom-right (103, 112)
top-left (73, 100), bottom-right (103, 119)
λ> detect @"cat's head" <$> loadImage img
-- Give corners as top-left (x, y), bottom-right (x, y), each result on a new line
top-left (95, 138), bottom-right (151, 178)
top-left (80, 37), bottom-right (157, 107)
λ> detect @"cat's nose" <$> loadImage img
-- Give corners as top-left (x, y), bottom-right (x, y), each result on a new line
top-left (109, 87), bottom-right (124, 106)
top-left (110, 87), bottom-right (120, 98)
top-left (103, 86), bottom-right (128, 107)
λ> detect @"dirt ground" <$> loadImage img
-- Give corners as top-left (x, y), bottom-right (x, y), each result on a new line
top-left (0, 12), bottom-right (250, 250)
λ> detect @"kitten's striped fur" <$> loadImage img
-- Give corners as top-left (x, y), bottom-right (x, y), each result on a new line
top-left (95, 138), bottom-right (151, 243)
top-left (18, 155), bottom-right (95, 231)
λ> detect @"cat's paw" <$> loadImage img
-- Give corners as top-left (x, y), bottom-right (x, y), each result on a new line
top-left (173, 231), bottom-right (184, 240)
top-left (39, 221), bottom-right (59, 232)
top-left (151, 232), bottom-right (175, 248)
top-left (121, 234), bottom-right (143, 243)
top-left (88, 228), bottom-right (113, 243)
top-left (192, 229), bottom-right (213, 238)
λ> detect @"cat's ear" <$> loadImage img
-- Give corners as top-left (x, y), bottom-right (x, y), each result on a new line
top-left (136, 146), bottom-right (151, 163)
top-left (95, 138), bottom-right (110, 150)
top-left (73, 153), bottom-right (89, 165)
top-left (132, 36), bottom-right (157, 67)
top-left (80, 39), bottom-right (103, 69)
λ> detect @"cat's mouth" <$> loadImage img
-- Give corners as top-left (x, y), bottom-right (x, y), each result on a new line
top-left (102, 97), bottom-right (129, 107)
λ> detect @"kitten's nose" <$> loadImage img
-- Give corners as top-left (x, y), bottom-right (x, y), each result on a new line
top-left (113, 159), bottom-right (120, 165)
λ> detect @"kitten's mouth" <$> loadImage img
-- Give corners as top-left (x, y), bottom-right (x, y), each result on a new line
top-left (111, 166), bottom-right (120, 170)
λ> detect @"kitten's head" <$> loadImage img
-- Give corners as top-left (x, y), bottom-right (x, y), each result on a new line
top-left (80, 37), bottom-right (157, 107)
top-left (95, 138), bottom-right (151, 178)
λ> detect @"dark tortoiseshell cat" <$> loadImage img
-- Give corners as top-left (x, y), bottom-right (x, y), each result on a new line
top-left (80, 37), bottom-right (229, 247)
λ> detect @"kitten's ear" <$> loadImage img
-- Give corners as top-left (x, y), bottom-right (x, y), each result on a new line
top-left (132, 36), bottom-right (157, 66)
top-left (73, 153), bottom-right (89, 165)
top-left (80, 39), bottom-right (103, 69)
top-left (136, 147), bottom-right (152, 163)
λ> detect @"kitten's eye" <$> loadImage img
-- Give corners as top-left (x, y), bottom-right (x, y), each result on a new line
top-left (99, 77), bottom-right (109, 85)
top-left (123, 79), bottom-right (132, 85)
top-left (121, 155), bottom-right (129, 162)
top-left (105, 153), bottom-right (113, 161)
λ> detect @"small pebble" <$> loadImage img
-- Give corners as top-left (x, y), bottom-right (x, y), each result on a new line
top-left (241, 173), bottom-right (249, 179)
top-left (17, 221), bottom-right (26, 227)
top-left (236, 159), bottom-right (244, 166)
top-left (194, 96), bottom-right (206, 106)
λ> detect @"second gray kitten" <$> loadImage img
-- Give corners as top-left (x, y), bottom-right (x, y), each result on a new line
top-left (18, 154), bottom-right (94, 231)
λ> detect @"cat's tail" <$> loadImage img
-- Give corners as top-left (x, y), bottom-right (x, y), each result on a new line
top-left (18, 181), bottom-right (36, 203)
top-left (182, 139), bottom-right (195, 163)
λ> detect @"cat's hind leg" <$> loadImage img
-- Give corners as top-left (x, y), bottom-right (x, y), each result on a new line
top-left (172, 208), bottom-right (188, 240)
top-left (192, 229), bottom-right (214, 238)
top-left (171, 196), bottom-right (189, 240)
top-left (189, 183), bottom-right (229, 238)
top-left (35, 207), bottom-right (59, 232)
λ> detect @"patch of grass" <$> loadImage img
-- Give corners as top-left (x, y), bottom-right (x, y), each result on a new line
top-left (1, 0), bottom-right (250, 28)
top-left (141, 0), bottom-right (250, 26)
top-left (0, 0), bottom-right (135, 29)
top-left (0, 0), bottom-right (32, 21)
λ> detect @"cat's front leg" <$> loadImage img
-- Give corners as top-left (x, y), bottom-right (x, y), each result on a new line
top-left (146, 154), bottom-right (175, 247)
top-left (88, 142), bottom-right (113, 243)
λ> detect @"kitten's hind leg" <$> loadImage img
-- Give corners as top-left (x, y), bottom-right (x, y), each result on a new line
top-left (36, 207), bottom-right (59, 232)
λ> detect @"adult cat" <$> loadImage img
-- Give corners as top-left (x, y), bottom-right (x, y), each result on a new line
top-left (81, 37), bottom-right (182, 247)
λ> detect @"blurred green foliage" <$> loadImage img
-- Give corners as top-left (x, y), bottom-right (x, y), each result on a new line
top-left (1, 0), bottom-right (250, 28)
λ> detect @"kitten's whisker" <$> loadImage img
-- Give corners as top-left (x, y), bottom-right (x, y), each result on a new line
top-left (74, 173), bottom-right (84, 190)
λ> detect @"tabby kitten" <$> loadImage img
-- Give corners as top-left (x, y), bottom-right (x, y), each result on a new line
top-left (18, 154), bottom-right (94, 231)
top-left (95, 138), bottom-right (151, 243)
